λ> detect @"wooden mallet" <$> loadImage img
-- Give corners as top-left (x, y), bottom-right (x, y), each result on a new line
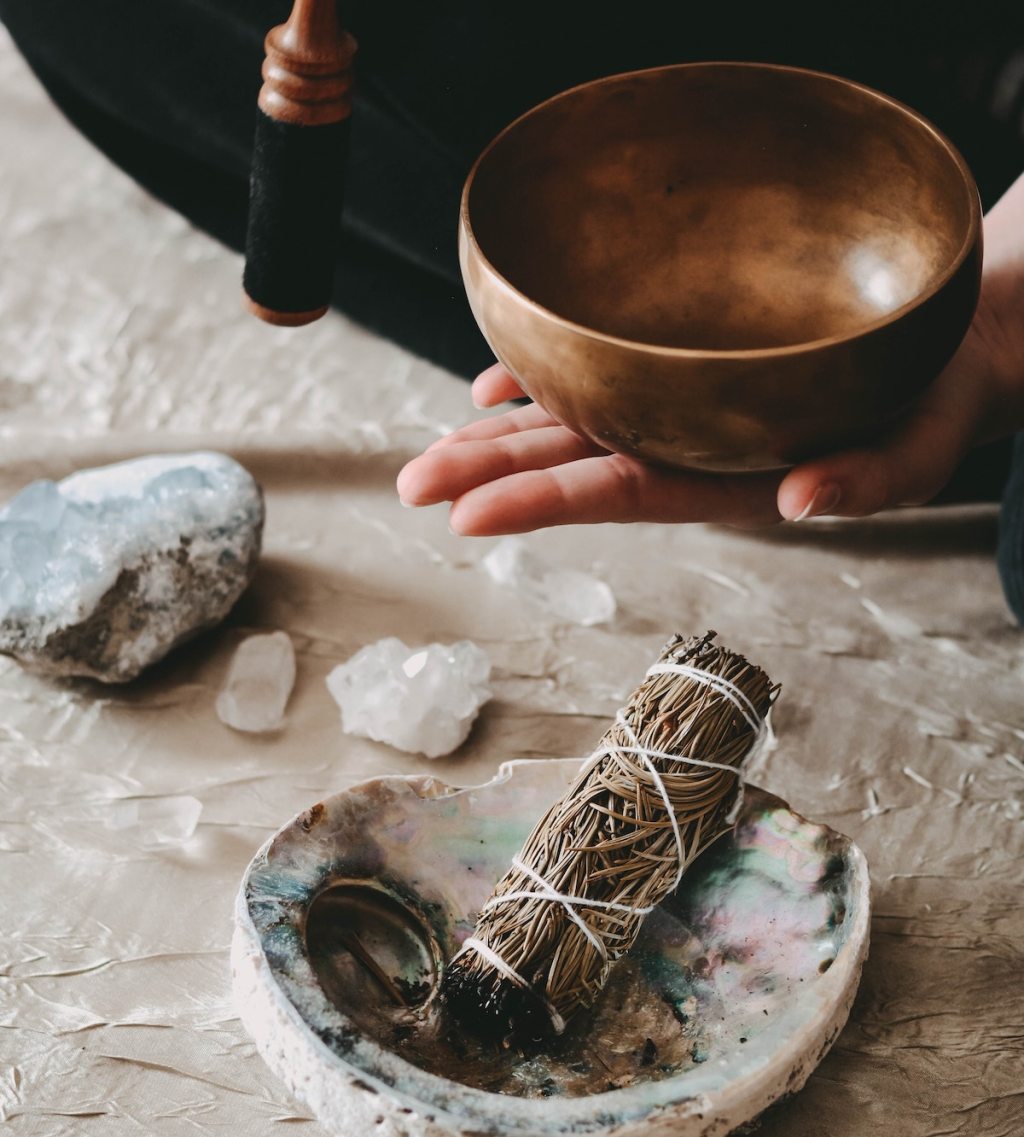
top-left (243, 0), bottom-right (355, 327)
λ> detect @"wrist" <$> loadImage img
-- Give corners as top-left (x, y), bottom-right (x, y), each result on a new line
top-left (973, 173), bottom-right (1024, 437)
top-left (969, 278), bottom-right (1024, 439)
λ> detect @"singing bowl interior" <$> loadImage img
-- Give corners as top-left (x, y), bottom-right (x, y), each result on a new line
top-left (460, 63), bottom-right (980, 470)
top-left (232, 759), bottom-right (870, 1137)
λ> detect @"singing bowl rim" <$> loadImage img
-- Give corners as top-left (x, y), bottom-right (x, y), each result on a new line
top-left (460, 60), bottom-right (981, 361)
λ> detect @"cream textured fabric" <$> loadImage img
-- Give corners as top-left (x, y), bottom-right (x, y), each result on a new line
top-left (0, 26), bottom-right (1021, 1137)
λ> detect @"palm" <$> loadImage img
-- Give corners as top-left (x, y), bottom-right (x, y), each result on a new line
top-left (397, 365), bottom-right (786, 534)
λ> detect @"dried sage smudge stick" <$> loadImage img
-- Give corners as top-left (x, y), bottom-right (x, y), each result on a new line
top-left (441, 631), bottom-right (777, 1046)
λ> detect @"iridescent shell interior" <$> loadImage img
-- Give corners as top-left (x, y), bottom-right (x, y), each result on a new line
top-left (235, 760), bottom-right (869, 1135)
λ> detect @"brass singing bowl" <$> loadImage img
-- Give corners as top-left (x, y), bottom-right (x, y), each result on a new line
top-left (460, 62), bottom-right (981, 471)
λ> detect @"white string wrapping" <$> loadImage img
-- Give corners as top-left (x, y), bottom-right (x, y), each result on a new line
top-left (446, 635), bottom-right (775, 1036)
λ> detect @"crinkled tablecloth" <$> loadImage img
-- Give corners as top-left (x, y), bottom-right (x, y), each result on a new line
top-left (0, 27), bottom-right (1021, 1137)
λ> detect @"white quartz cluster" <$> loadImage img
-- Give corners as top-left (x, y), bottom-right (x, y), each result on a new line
top-left (326, 638), bottom-right (492, 758)
top-left (0, 452), bottom-right (264, 682)
top-left (483, 537), bottom-right (616, 626)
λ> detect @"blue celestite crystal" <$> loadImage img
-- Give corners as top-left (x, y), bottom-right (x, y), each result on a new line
top-left (0, 452), bottom-right (264, 682)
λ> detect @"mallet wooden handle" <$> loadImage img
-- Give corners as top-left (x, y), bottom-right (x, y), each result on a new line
top-left (243, 0), bottom-right (357, 326)
top-left (259, 0), bottom-right (355, 128)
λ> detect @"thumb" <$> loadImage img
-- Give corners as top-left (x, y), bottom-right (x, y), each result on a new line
top-left (777, 365), bottom-right (987, 521)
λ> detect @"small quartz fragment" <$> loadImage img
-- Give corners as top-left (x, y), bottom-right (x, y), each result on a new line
top-left (217, 631), bottom-right (296, 733)
top-left (483, 537), bottom-right (616, 626)
top-left (326, 637), bottom-right (491, 758)
top-left (0, 452), bottom-right (264, 682)
top-left (107, 795), bottom-right (203, 848)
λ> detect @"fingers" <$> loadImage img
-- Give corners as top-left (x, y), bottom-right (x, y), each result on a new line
top-left (417, 341), bottom-right (992, 531)
top-left (471, 363), bottom-right (526, 408)
top-left (398, 426), bottom-right (605, 507)
top-left (425, 402), bottom-right (563, 454)
top-left (777, 359), bottom-right (988, 521)
top-left (448, 455), bottom-right (783, 535)
top-left (777, 421), bottom-right (964, 522)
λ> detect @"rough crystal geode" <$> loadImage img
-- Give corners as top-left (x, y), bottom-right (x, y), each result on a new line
top-left (0, 452), bottom-right (264, 682)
